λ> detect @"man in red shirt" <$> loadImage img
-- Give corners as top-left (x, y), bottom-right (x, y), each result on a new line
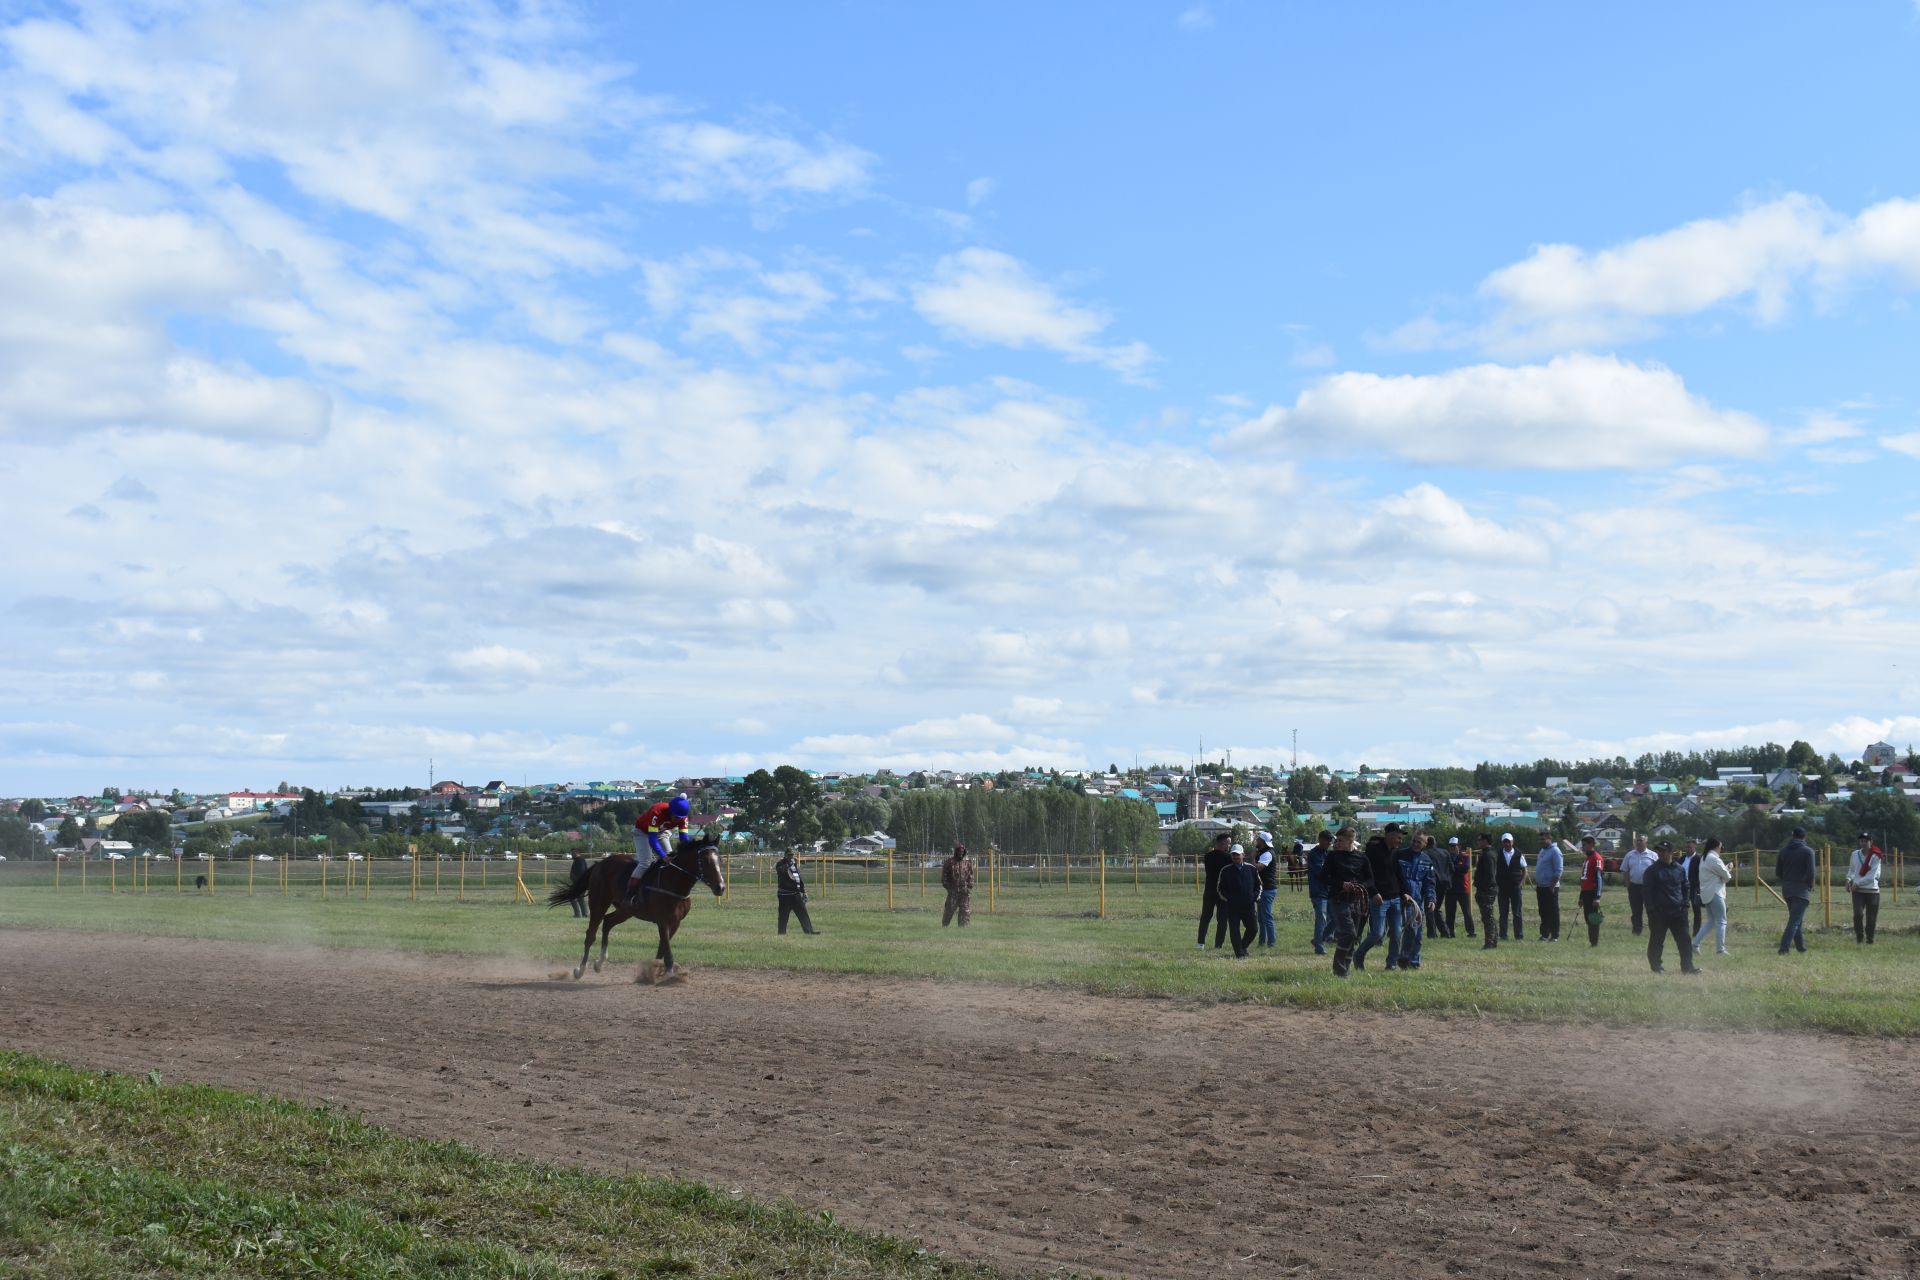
top-left (626, 792), bottom-right (691, 903)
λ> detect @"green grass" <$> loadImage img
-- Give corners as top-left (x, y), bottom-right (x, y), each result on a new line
top-left (3, 858), bottom-right (1918, 1034)
top-left (0, 1050), bottom-right (1008, 1280)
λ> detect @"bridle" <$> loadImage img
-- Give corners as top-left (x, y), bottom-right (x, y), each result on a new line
top-left (645, 844), bottom-right (724, 900)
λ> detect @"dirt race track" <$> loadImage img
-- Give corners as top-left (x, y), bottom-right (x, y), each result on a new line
top-left (4, 931), bottom-right (1919, 1280)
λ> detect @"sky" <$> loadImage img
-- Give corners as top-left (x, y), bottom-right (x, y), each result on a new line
top-left (4, 0), bottom-right (1920, 793)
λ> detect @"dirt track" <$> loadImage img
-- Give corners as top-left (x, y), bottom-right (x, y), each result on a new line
top-left (3, 930), bottom-right (1918, 1278)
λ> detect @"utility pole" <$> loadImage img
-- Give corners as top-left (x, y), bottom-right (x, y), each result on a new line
top-left (1292, 729), bottom-right (1298, 772)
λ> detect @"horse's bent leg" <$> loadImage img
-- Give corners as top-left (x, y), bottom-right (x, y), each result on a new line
top-left (575, 904), bottom-right (598, 979)
top-left (595, 917), bottom-right (613, 973)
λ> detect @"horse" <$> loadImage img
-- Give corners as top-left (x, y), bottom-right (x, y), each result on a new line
top-left (546, 839), bottom-right (726, 983)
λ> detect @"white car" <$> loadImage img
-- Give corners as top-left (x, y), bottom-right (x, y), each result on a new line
top-left (154, 854), bottom-right (170, 862)
top-left (347, 852), bottom-right (364, 862)
top-left (400, 854), bottom-right (413, 861)
top-left (254, 854), bottom-right (274, 862)
top-left (105, 852), bottom-right (127, 860)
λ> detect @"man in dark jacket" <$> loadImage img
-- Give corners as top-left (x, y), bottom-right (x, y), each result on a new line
top-left (1775, 828), bottom-right (1817, 955)
top-left (1305, 830), bottom-right (1332, 955)
top-left (1642, 840), bottom-right (1700, 974)
top-left (1352, 825), bottom-right (1411, 972)
top-left (1322, 827), bottom-right (1374, 977)
top-left (1473, 834), bottom-right (1499, 949)
top-left (1423, 834), bottom-right (1454, 938)
top-left (775, 850), bottom-right (819, 935)
top-left (1196, 832), bottom-right (1232, 950)
top-left (1216, 844), bottom-right (1261, 958)
top-left (1494, 833), bottom-right (1528, 941)
top-left (567, 853), bottom-right (591, 917)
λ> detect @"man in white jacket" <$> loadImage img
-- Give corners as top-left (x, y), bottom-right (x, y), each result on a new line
top-left (1846, 833), bottom-right (1884, 945)
top-left (1690, 837), bottom-right (1734, 957)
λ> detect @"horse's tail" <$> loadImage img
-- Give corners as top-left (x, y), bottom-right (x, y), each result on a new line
top-left (546, 859), bottom-right (592, 909)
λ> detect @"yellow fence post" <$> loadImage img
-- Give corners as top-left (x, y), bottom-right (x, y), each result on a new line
top-left (247, 856), bottom-right (254, 897)
top-left (109, 858), bottom-right (116, 894)
top-left (886, 846), bottom-right (895, 911)
top-left (321, 855), bottom-right (328, 899)
top-left (208, 855), bottom-right (215, 895)
top-left (1098, 847), bottom-right (1107, 920)
top-left (988, 846), bottom-right (998, 914)
top-left (81, 853), bottom-right (87, 893)
top-left (458, 849), bottom-right (467, 902)
top-left (54, 856), bottom-right (60, 890)
top-left (365, 853), bottom-right (372, 900)
top-left (1065, 850), bottom-right (1072, 897)
top-left (1822, 845), bottom-right (1832, 930)
top-left (175, 855), bottom-right (181, 895)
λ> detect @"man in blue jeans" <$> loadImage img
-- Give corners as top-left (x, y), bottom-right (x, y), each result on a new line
top-left (1396, 836), bottom-right (1433, 969)
top-left (1253, 830), bottom-right (1280, 948)
top-left (1353, 825), bottom-right (1410, 972)
top-left (1305, 830), bottom-right (1332, 954)
top-left (1775, 827), bottom-right (1817, 955)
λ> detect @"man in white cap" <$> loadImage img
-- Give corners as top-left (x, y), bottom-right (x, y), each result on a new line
top-left (1254, 830), bottom-right (1280, 948)
top-left (1215, 842), bottom-right (1261, 959)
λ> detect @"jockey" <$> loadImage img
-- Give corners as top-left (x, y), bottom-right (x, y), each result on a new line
top-left (627, 792), bottom-right (691, 903)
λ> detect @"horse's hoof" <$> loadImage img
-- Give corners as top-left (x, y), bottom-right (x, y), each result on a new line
top-left (571, 967), bottom-right (583, 981)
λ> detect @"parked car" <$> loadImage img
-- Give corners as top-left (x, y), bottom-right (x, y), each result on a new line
top-left (254, 854), bottom-right (274, 862)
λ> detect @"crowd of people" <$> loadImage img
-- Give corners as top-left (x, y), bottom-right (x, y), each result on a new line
top-left (1194, 824), bottom-right (1891, 977)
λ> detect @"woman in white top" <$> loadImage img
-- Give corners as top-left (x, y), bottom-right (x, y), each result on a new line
top-left (1846, 834), bottom-right (1883, 945)
top-left (1691, 837), bottom-right (1734, 956)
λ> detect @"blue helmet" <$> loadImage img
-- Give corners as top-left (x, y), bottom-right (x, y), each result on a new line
top-left (668, 792), bottom-right (691, 818)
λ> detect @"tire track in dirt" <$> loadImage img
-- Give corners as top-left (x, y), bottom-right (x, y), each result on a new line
top-left (3, 930), bottom-right (1918, 1278)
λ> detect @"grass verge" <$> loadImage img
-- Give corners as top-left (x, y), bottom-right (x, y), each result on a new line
top-left (0, 1050), bottom-right (1007, 1280)
top-left (4, 866), bottom-right (1919, 1034)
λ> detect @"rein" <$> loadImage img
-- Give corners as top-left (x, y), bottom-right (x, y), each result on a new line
top-left (636, 848), bottom-right (718, 902)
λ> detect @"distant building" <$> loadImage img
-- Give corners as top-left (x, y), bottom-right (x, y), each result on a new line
top-left (1863, 741), bottom-right (1900, 768)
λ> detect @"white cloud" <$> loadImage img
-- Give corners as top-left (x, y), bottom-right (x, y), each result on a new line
top-left (1178, 5), bottom-right (1216, 30)
top-left (1427, 192), bottom-right (1920, 353)
top-left (448, 646), bottom-right (542, 678)
top-left (1881, 432), bottom-right (1920, 460)
top-left (1230, 354), bottom-right (1769, 468)
top-left (964, 176), bottom-right (996, 207)
top-left (913, 248), bottom-right (1154, 380)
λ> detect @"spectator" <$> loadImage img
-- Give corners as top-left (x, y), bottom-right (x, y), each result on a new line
top-left (1494, 833), bottom-right (1528, 942)
top-left (1775, 828), bottom-right (1817, 956)
top-left (1323, 827), bottom-right (1374, 978)
top-left (1619, 835), bottom-right (1657, 936)
top-left (1217, 843), bottom-right (1261, 959)
top-left (1691, 837), bottom-right (1731, 957)
top-left (1353, 824), bottom-right (1412, 972)
top-left (1423, 833), bottom-right (1454, 938)
top-left (567, 853), bottom-right (591, 918)
top-left (941, 844), bottom-right (975, 928)
top-left (1442, 835), bottom-right (1474, 939)
top-left (1473, 833), bottom-right (1499, 950)
top-left (1846, 832), bottom-right (1883, 946)
top-left (775, 850), bottom-right (819, 936)
top-left (1533, 834), bottom-right (1564, 942)
top-left (1196, 832), bottom-right (1233, 950)
top-left (1681, 839), bottom-right (1704, 937)
top-left (1576, 836), bottom-right (1605, 947)
top-left (1305, 831), bottom-right (1332, 955)
top-left (1254, 830), bottom-right (1280, 949)
top-left (1397, 836), bottom-right (1433, 970)
top-left (1643, 840), bottom-right (1700, 975)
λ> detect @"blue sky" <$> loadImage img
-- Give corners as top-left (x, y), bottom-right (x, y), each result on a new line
top-left (3, 0), bottom-right (1919, 792)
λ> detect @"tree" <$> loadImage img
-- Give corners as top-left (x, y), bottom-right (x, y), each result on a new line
top-left (1285, 770), bottom-right (1324, 809)
top-left (1167, 824), bottom-right (1216, 859)
top-left (101, 787), bottom-right (121, 801)
top-left (56, 815), bottom-right (80, 847)
top-left (735, 765), bottom-right (823, 851)
top-left (113, 810), bottom-right (171, 850)
top-left (0, 815), bottom-right (35, 860)
top-left (1845, 787), bottom-right (1920, 856)
top-left (818, 806), bottom-right (849, 847)
top-left (17, 798), bottom-right (46, 823)
top-left (1785, 740), bottom-right (1820, 771)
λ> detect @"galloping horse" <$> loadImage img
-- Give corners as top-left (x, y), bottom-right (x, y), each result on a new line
top-left (547, 839), bottom-right (726, 982)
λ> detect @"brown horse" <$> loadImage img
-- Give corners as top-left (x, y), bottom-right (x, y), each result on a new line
top-left (546, 840), bottom-right (726, 982)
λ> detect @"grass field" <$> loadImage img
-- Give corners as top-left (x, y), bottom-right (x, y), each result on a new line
top-left (0, 1051), bottom-right (1004, 1280)
top-left (4, 854), bottom-right (1917, 1034)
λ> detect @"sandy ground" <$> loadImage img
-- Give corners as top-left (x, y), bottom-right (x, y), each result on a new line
top-left (3, 930), bottom-right (1918, 1279)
